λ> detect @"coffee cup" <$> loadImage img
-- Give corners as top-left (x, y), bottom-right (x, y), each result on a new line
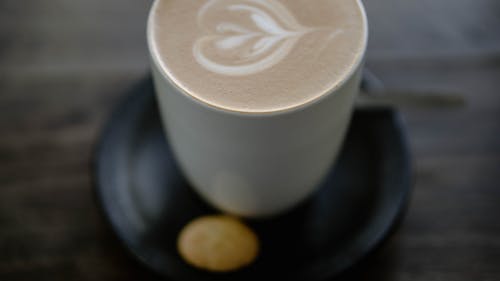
top-left (147, 0), bottom-right (368, 217)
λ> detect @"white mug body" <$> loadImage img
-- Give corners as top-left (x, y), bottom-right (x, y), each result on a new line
top-left (150, 61), bottom-right (363, 217)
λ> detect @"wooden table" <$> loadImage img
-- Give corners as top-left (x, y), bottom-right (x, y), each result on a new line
top-left (1, 0), bottom-right (499, 280)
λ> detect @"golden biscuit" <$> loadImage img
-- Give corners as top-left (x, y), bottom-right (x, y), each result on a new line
top-left (177, 215), bottom-right (259, 272)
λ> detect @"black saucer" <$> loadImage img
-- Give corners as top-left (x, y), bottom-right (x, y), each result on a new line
top-left (94, 75), bottom-right (412, 281)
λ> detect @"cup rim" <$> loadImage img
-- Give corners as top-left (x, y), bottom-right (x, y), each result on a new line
top-left (147, 0), bottom-right (369, 117)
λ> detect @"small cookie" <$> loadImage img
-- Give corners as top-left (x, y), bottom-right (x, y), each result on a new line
top-left (177, 215), bottom-right (259, 272)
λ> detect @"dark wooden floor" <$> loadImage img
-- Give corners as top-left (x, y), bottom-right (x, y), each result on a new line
top-left (1, 0), bottom-right (499, 280)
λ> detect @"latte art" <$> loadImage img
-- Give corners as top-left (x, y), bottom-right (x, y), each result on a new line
top-left (193, 0), bottom-right (340, 76)
top-left (149, 0), bottom-right (367, 113)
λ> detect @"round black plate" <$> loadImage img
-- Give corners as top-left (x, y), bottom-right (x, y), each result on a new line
top-left (94, 75), bottom-right (412, 281)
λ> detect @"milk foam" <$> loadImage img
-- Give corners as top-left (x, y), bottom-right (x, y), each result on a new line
top-left (149, 0), bottom-right (367, 113)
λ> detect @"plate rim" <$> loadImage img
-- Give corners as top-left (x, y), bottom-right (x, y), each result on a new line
top-left (92, 75), bottom-right (413, 281)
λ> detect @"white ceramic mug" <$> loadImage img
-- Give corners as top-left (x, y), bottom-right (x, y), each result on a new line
top-left (147, 0), bottom-right (368, 217)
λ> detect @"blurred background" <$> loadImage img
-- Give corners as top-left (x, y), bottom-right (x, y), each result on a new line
top-left (1, 0), bottom-right (499, 280)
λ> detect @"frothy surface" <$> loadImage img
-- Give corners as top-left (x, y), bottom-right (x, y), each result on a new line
top-left (149, 0), bottom-right (367, 113)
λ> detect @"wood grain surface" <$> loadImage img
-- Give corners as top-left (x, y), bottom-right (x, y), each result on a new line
top-left (1, 0), bottom-right (499, 280)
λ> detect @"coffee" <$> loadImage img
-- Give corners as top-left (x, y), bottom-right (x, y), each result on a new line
top-left (148, 0), bottom-right (367, 216)
top-left (148, 0), bottom-right (367, 113)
